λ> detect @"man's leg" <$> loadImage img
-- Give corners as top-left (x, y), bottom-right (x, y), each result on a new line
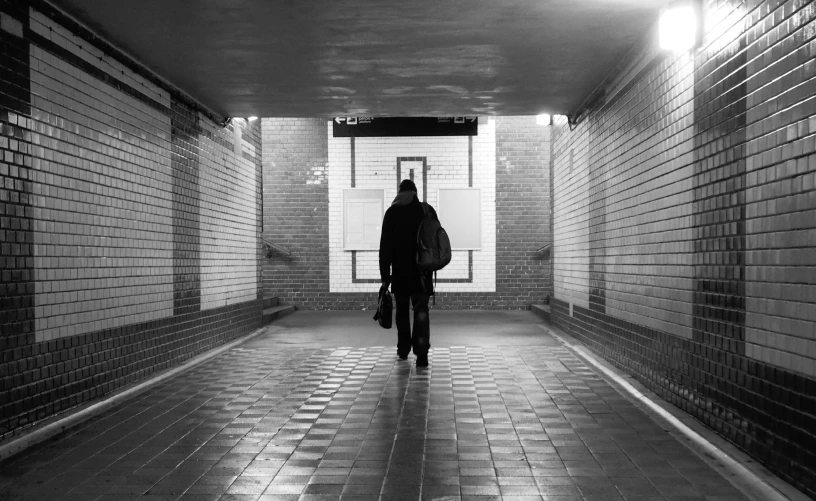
top-left (394, 293), bottom-right (412, 359)
top-left (411, 293), bottom-right (431, 366)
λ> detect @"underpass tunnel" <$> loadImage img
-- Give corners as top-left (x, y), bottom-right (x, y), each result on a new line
top-left (0, 1), bottom-right (814, 499)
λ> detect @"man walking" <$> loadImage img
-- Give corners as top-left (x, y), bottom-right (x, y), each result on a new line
top-left (379, 179), bottom-right (435, 367)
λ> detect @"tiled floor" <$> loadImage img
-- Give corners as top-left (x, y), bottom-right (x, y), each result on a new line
top-left (0, 313), bottom-right (750, 501)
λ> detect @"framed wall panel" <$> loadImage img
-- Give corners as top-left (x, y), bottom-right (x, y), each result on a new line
top-left (438, 188), bottom-right (481, 250)
top-left (343, 189), bottom-right (385, 250)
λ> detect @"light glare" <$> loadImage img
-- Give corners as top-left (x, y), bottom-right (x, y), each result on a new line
top-left (660, 4), bottom-right (697, 51)
top-left (536, 114), bottom-right (551, 126)
top-left (247, 116), bottom-right (258, 121)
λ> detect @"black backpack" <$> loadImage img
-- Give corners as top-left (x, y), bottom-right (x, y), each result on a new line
top-left (416, 202), bottom-right (452, 272)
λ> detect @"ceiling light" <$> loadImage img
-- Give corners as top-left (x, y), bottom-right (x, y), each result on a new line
top-left (247, 116), bottom-right (258, 121)
top-left (660, 1), bottom-right (699, 52)
top-left (536, 114), bottom-right (551, 126)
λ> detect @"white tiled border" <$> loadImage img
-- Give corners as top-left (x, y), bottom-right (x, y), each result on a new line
top-left (328, 120), bottom-right (496, 293)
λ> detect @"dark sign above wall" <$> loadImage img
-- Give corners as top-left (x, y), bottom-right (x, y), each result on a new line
top-left (332, 117), bottom-right (478, 137)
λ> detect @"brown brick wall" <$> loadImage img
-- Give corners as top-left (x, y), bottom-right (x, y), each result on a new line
top-left (495, 116), bottom-right (551, 305)
top-left (261, 118), bottom-right (331, 308)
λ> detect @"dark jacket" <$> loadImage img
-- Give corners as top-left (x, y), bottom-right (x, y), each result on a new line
top-left (379, 192), bottom-right (435, 295)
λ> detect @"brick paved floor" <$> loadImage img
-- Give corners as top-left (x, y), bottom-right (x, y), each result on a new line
top-left (0, 314), bottom-right (749, 501)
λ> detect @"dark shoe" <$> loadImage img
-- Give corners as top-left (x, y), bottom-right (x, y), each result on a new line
top-left (397, 351), bottom-right (408, 360)
top-left (415, 355), bottom-right (428, 367)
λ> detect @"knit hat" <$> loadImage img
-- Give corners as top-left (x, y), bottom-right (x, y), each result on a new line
top-left (398, 179), bottom-right (417, 193)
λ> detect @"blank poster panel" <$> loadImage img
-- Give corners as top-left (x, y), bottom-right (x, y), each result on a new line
top-left (437, 188), bottom-right (481, 250)
top-left (343, 189), bottom-right (385, 250)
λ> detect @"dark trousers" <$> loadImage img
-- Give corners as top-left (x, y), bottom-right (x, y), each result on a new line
top-left (395, 293), bottom-right (430, 357)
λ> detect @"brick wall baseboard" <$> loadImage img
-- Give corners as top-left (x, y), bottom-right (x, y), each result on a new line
top-left (551, 298), bottom-right (816, 497)
top-left (271, 292), bottom-right (544, 311)
top-left (0, 300), bottom-right (262, 438)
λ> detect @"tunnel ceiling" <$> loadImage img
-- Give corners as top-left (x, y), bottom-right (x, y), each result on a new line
top-left (49, 0), bottom-right (666, 119)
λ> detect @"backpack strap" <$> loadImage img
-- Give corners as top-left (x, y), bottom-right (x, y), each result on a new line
top-left (420, 202), bottom-right (436, 305)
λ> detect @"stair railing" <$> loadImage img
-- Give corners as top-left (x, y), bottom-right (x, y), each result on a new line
top-left (262, 238), bottom-right (292, 258)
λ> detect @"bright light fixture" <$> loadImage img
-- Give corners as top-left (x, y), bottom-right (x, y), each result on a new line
top-left (247, 116), bottom-right (258, 121)
top-left (659, 2), bottom-right (698, 51)
top-left (536, 114), bottom-right (551, 126)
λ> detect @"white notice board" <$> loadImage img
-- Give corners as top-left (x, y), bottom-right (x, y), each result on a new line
top-left (437, 188), bottom-right (481, 250)
top-left (343, 189), bottom-right (385, 250)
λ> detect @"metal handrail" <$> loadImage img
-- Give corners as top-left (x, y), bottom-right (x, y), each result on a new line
top-left (262, 238), bottom-right (292, 257)
top-left (536, 244), bottom-right (551, 255)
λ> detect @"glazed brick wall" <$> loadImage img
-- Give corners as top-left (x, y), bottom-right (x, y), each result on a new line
top-left (0, 2), bottom-right (262, 436)
top-left (551, 0), bottom-right (815, 496)
top-left (262, 117), bottom-right (550, 309)
top-left (198, 117), bottom-right (260, 311)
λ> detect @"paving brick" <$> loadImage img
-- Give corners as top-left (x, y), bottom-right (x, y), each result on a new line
top-left (0, 323), bottom-right (751, 501)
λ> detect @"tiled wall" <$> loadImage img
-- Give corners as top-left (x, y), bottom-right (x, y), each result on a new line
top-left (262, 117), bottom-right (550, 309)
top-left (327, 120), bottom-right (497, 295)
top-left (0, 2), bottom-right (262, 436)
top-left (550, 0), bottom-right (816, 495)
top-left (199, 119), bottom-right (259, 312)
